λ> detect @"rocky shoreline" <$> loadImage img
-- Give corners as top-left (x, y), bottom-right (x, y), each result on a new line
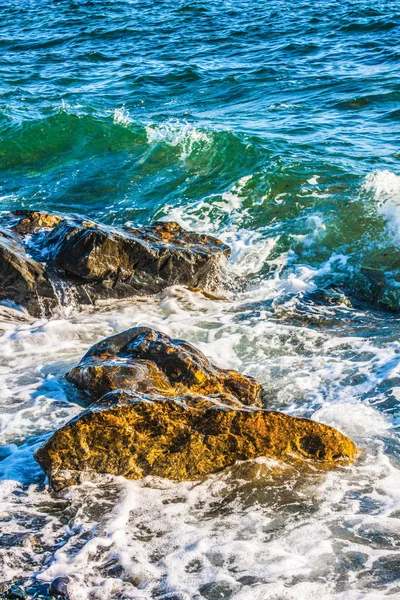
top-left (35, 327), bottom-right (356, 491)
top-left (0, 210), bottom-right (357, 493)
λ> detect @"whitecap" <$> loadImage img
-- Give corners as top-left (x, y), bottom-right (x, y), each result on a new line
top-left (364, 169), bottom-right (400, 243)
top-left (145, 120), bottom-right (212, 159)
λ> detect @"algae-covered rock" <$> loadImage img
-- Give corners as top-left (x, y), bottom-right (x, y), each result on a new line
top-left (35, 391), bottom-right (357, 491)
top-left (66, 327), bottom-right (263, 407)
top-left (35, 327), bottom-right (357, 491)
top-left (0, 210), bottom-right (230, 316)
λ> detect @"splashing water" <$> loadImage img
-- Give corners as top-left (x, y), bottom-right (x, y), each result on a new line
top-left (1, 0), bottom-right (400, 598)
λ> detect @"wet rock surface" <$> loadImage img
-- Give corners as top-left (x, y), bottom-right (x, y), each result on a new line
top-left (35, 328), bottom-right (357, 491)
top-left (0, 210), bottom-right (230, 317)
top-left (0, 582), bottom-right (27, 599)
top-left (48, 577), bottom-right (70, 598)
top-left (66, 327), bottom-right (264, 407)
top-left (0, 227), bottom-right (57, 317)
top-left (35, 390), bottom-right (357, 492)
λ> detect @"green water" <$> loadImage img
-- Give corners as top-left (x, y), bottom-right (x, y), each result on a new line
top-left (1, 1), bottom-right (400, 306)
top-left (1, 1), bottom-right (400, 598)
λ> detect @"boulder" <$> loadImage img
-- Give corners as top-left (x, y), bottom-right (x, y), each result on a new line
top-left (0, 228), bottom-right (57, 317)
top-left (66, 327), bottom-right (263, 406)
top-left (49, 577), bottom-right (70, 598)
top-left (35, 391), bottom-right (357, 492)
top-left (45, 216), bottom-right (230, 298)
top-left (0, 211), bottom-right (230, 316)
top-left (35, 328), bottom-right (357, 491)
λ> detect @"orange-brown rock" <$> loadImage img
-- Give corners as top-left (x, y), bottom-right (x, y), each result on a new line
top-left (11, 210), bottom-right (63, 234)
top-left (35, 327), bottom-right (357, 491)
top-left (66, 327), bottom-right (264, 407)
top-left (35, 391), bottom-right (357, 492)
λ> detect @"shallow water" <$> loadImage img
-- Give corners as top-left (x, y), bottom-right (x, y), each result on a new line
top-left (1, 1), bottom-right (400, 598)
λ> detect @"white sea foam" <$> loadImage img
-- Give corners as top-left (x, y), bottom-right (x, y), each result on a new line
top-left (1, 183), bottom-right (400, 597)
top-left (364, 169), bottom-right (400, 243)
top-left (0, 290), bottom-right (399, 597)
top-left (145, 120), bottom-right (212, 159)
top-left (113, 106), bottom-right (132, 126)
top-left (159, 175), bottom-right (283, 279)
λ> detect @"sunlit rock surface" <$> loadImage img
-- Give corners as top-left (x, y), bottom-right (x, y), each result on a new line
top-left (0, 210), bottom-right (230, 316)
top-left (35, 392), bottom-right (357, 492)
top-left (66, 327), bottom-right (263, 406)
top-left (35, 328), bottom-right (357, 491)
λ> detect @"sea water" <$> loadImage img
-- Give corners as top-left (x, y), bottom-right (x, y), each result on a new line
top-left (1, 1), bottom-right (400, 598)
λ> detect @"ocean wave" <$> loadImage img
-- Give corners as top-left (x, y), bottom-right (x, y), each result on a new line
top-left (0, 110), bottom-right (255, 172)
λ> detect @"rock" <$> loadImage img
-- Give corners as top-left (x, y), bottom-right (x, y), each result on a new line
top-left (45, 216), bottom-right (230, 298)
top-left (0, 583), bottom-right (27, 599)
top-left (35, 328), bottom-right (356, 491)
top-left (199, 581), bottom-right (237, 599)
top-left (35, 392), bottom-right (357, 491)
top-left (48, 577), bottom-right (70, 598)
top-left (0, 228), bottom-right (57, 317)
top-left (187, 286), bottom-right (228, 301)
top-left (359, 265), bottom-right (399, 312)
top-left (66, 327), bottom-right (263, 407)
top-left (11, 210), bottom-right (63, 234)
top-left (0, 211), bottom-right (231, 316)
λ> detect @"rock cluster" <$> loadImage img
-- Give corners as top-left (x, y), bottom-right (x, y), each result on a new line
top-left (0, 210), bottom-right (230, 317)
top-left (0, 209), bottom-right (357, 490)
top-left (35, 327), bottom-right (357, 491)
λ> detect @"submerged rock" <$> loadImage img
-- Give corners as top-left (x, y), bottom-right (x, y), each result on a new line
top-left (35, 328), bottom-right (357, 491)
top-left (0, 210), bottom-right (230, 317)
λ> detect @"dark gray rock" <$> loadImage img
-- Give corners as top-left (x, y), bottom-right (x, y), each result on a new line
top-left (0, 228), bottom-right (57, 317)
top-left (45, 216), bottom-right (230, 298)
top-left (0, 210), bottom-right (231, 317)
top-left (0, 583), bottom-right (27, 599)
top-left (199, 581), bottom-right (237, 599)
top-left (48, 577), bottom-right (70, 598)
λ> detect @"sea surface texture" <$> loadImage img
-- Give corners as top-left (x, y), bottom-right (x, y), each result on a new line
top-left (1, 1), bottom-right (400, 598)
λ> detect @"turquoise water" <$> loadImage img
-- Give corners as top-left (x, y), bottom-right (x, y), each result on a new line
top-left (1, 1), bottom-right (400, 598)
top-left (2, 0), bottom-right (400, 306)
